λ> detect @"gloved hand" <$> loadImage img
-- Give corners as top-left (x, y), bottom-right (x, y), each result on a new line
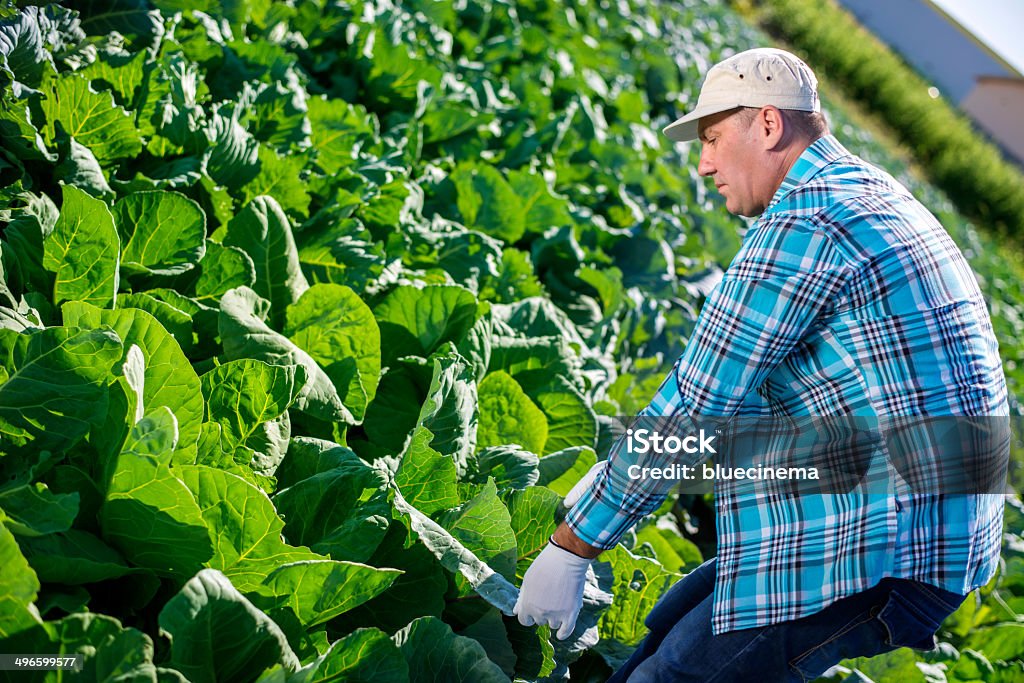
top-left (512, 461), bottom-right (606, 640)
top-left (512, 540), bottom-right (591, 639)
top-left (563, 460), bottom-right (606, 508)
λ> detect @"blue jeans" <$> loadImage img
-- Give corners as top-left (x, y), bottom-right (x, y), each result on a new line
top-left (607, 557), bottom-right (966, 683)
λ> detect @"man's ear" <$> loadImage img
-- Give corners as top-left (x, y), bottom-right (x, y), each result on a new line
top-left (760, 106), bottom-right (786, 149)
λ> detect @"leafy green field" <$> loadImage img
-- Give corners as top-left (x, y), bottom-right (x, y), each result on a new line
top-left (0, 0), bottom-right (1021, 681)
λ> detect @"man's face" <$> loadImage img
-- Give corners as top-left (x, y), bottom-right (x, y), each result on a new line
top-left (696, 109), bottom-right (769, 217)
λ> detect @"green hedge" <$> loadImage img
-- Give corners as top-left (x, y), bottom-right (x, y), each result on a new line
top-left (742, 0), bottom-right (1024, 240)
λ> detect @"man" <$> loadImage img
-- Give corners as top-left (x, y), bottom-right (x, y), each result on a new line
top-left (512, 48), bottom-right (1008, 681)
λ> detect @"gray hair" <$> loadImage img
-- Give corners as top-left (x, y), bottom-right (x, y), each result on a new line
top-left (736, 106), bottom-right (829, 142)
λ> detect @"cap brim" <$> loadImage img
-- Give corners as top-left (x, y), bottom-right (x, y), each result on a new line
top-left (662, 103), bottom-right (740, 142)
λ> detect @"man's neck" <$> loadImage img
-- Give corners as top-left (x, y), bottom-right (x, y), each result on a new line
top-left (760, 137), bottom-right (815, 213)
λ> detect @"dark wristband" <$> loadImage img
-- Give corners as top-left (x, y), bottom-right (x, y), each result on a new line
top-left (548, 534), bottom-right (590, 560)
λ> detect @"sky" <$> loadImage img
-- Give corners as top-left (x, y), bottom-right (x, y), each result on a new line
top-left (930, 0), bottom-right (1024, 75)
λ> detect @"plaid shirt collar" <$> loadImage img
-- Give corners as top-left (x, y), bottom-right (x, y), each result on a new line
top-left (762, 134), bottom-right (852, 216)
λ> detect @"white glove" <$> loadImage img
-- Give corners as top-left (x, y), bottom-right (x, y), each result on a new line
top-left (513, 541), bottom-right (591, 639)
top-left (512, 460), bottom-right (605, 639)
top-left (563, 460), bottom-right (606, 508)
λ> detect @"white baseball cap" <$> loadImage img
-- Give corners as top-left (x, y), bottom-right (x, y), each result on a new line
top-left (662, 48), bottom-right (820, 142)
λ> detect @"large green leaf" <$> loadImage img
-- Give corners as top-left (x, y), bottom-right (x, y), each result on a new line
top-left (245, 80), bottom-right (310, 153)
top-left (275, 437), bottom-right (360, 489)
top-left (392, 616), bottom-right (511, 683)
top-left (964, 622), bottom-right (1024, 662)
top-left (117, 292), bottom-right (194, 355)
top-left (394, 425), bottom-right (460, 517)
top-left (374, 284), bottom-right (479, 366)
top-left (0, 190), bottom-right (59, 299)
top-left (0, 98), bottom-right (55, 168)
top-left (520, 374), bottom-right (598, 455)
top-left (254, 559), bottom-right (401, 629)
top-left (634, 523), bottom-right (704, 574)
top-left (359, 360), bottom-right (430, 458)
top-left (359, 28), bottom-right (444, 109)
top-left (0, 483), bottom-right (78, 537)
top-left (597, 546), bottom-right (680, 647)
top-left (455, 608), bottom-right (517, 679)
top-left (435, 480), bottom-right (519, 592)
top-left (195, 241), bottom-right (256, 302)
top-left (63, 301), bottom-right (204, 462)
top-left (27, 611), bottom-right (165, 681)
top-left (841, 647), bottom-right (943, 683)
top-left (491, 297), bottom-right (586, 348)
top-left (480, 248), bottom-right (545, 303)
top-left (295, 218), bottom-right (392, 296)
top-left (503, 486), bottom-right (561, 581)
top-left (488, 334), bottom-right (582, 389)
top-left (135, 50), bottom-right (208, 154)
top-left (306, 96), bottom-right (377, 175)
top-left (200, 359), bottom-right (302, 473)
top-left (297, 627), bottom-right (409, 683)
top-left (451, 164), bottom-right (526, 245)
top-left (98, 409), bottom-right (214, 577)
top-left (476, 371), bottom-right (548, 455)
top-left (273, 448), bottom-right (391, 563)
top-left (391, 485), bottom-right (519, 615)
top-left (223, 196), bottom-right (309, 330)
top-left (468, 445), bottom-right (540, 490)
top-left (76, 1), bottom-right (161, 43)
top-left (536, 446), bottom-right (598, 495)
top-left (507, 169), bottom-right (575, 235)
top-left (78, 46), bottom-right (147, 107)
top-left (946, 648), bottom-right (1022, 682)
top-left (0, 8), bottom-right (51, 88)
top-left (158, 568), bottom-right (300, 683)
top-left (285, 283), bottom-right (381, 424)
top-left (219, 286), bottom-right (353, 424)
top-left (203, 106), bottom-right (260, 189)
top-left (175, 464), bottom-right (318, 592)
top-left (119, 405), bottom-right (180, 461)
top-left (357, 177), bottom-right (411, 236)
top-left (241, 146), bottom-right (311, 219)
top-left (43, 184), bottom-right (119, 308)
top-left (458, 305), bottom-right (489, 385)
top-left (402, 218), bottom-right (502, 294)
top-left (421, 98), bottom-right (493, 145)
top-left (52, 131), bottom-right (114, 200)
top-left (89, 373), bottom-right (142, 482)
top-left (113, 191), bottom-right (207, 276)
top-left (0, 523), bottom-right (42, 638)
top-left (415, 350), bottom-right (478, 475)
top-left (18, 529), bottom-right (142, 585)
top-left (330, 521), bottom-right (449, 636)
top-left (0, 325), bottom-right (121, 454)
top-left (41, 73), bottom-right (142, 164)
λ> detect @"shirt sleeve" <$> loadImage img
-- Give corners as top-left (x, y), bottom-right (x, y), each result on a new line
top-left (565, 220), bottom-right (852, 549)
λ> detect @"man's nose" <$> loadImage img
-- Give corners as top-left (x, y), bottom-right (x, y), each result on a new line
top-left (697, 144), bottom-right (715, 177)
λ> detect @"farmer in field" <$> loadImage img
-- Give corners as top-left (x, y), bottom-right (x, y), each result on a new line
top-left (513, 47), bottom-right (1009, 681)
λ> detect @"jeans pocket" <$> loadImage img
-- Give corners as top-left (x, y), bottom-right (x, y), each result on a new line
top-left (789, 609), bottom-right (893, 681)
top-left (876, 582), bottom-right (959, 652)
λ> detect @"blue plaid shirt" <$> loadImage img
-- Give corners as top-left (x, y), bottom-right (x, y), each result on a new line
top-left (566, 135), bottom-right (1008, 634)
